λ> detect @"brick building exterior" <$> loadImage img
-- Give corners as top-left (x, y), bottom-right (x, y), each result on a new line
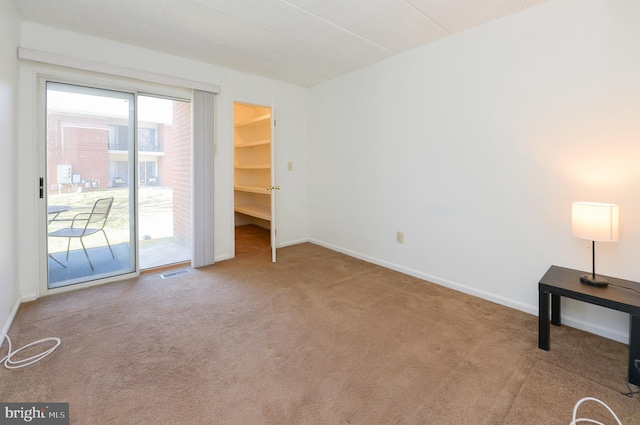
top-left (168, 101), bottom-right (192, 244)
top-left (46, 98), bottom-right (192, 247)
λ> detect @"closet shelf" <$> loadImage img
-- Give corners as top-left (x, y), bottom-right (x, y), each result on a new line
top-left (235, 164), bottom-right (270, 170)
top-left (235, 204), bottom-right (271, 221)
top-left (234, 185), bottom-right (270, 194)
top-left (234, 139), bottom-right (270, 148)
top-left (234, 113), bottom-right (270, 128)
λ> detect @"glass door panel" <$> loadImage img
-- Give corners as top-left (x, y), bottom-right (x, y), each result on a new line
top-left (137, 95), bottom-right (192, 270)
top-left (46, 82), bottom-right (135, 288)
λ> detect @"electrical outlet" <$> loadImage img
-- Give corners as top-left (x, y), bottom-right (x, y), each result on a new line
top-left (396, 231), bottom-right (404, 244)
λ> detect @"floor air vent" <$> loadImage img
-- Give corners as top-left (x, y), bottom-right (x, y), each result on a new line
top-left (160, 269), bottom-right (191, 279)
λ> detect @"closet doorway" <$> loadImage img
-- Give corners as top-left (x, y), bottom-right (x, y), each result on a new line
top-left (233, 102), bottom-right (277, 261)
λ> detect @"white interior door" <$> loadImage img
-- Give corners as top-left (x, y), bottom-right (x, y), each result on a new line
top-left (270, 104), bottom-right (277, 263)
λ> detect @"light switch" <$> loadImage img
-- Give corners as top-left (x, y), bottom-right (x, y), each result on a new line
top-left (287, 161), bottom-right (293, 171)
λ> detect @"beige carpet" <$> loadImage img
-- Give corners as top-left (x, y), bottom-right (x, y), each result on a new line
top-left (2, 225), bottom-right (639, 424)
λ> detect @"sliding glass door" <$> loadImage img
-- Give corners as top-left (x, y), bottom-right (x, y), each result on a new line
top-left (45, 82), bottom-right (193, 289)
top-left (46, 82), bottom-right (136, 288)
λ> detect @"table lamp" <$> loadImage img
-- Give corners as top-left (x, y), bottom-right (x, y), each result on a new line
top-left (571, 202), bottom-right (619, 287)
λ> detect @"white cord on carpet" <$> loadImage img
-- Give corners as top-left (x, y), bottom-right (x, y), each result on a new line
top-left (570, 397), bottom-right (622, 425)
top-left (0, 333), bottom-right (61, 369)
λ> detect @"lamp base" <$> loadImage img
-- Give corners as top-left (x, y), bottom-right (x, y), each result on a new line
top-left (580, 274), bottom-right (609, 287)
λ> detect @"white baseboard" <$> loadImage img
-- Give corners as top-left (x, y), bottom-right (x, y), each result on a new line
top-left (20, 293), bottom-right (37, 302)
top-left (214, 253), bottom-right (234, 263)
top-left (277, 237), bottom-right (310, 249)
top-left (215, 238), bottom-right (309, 264)
top-left (1, 297), bottom-right (21, 349)
top-left (560, 316), bottom-right (627, 344)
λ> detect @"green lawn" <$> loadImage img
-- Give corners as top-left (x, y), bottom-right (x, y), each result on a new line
top-left (47, 187), bottom-right (175, 253)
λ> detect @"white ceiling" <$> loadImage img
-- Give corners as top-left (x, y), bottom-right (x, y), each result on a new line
top-left (14, 0), bottom-right (549, 87)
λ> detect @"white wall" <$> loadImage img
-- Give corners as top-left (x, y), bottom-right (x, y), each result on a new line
top-left (17, 22), bottom-right (308, 300)
top-left (0, 1), bottom-right (21, 337)
top-left (308, 0), bottom-right (640, 343)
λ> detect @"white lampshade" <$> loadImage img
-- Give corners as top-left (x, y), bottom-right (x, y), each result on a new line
top-left (571, 202), bottom-right (619, 242)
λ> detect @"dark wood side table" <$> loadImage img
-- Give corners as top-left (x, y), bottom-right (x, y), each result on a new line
top-left (538, 265), bottom-right (640, 387)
